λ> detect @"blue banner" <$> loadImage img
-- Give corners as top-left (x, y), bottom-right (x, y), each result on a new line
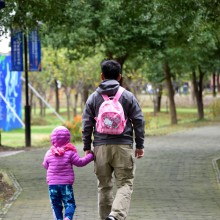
top-left (11, 30), bottom-right (23, 71)
top-left (28, 30), bottom-right (41, 71)
top-left (0, 55), bottom-right (23, 131)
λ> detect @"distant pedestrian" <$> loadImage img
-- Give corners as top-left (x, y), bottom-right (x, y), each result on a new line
top-left (82, 60), bottom-right (145, 220)
top-left (42, 126), bottom-right (94, 220)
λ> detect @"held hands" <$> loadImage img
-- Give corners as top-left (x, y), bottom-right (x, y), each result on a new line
top-left (85, 150), bottom-right (94, 156)
top-left (135, 148), bottom-right (144, 159)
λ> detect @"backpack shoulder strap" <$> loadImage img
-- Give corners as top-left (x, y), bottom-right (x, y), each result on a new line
top-left (114, 86), bottom-right (125, 101)
top-left (101, 94), bottom-right (110, 101)
top-left (99, 86), bottom-right (125, 101)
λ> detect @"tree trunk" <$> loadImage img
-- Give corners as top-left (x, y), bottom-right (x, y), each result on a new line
top-left (33, 101), bottom-right (36, 115)
top-left (39, 99), bottom-right (43, 117)
top-left (43, 103), bottom-right (46, 117)
top-left (66, 95), bottom-right (71, 121)
top-left (54, 79), bottom-right (60, 113)
top-left (192, 67), bottom-right (204, 120)
top-left (153, 94), bottom-right (157, 116)
top-left (212, 72), bottom-right (216, 97)
top-left (163, 61), bottom-right (177, 125)
top-left (153, 85), bottom-right (162, 115)
top-left (157, 95), bottom-right (162, 112)
top-left (217, 73), bottom-right (220, 92)
top-left (189, 81), bottom-right (196, 106)
top-left (83, 85), bottom-right (89, 105)
top-left (64, 87), bottom-right (72, 120)
top-left (156, 85), bottom-right (163, 112)
top-left (73, 93), bottom-right (78, 117)
top-left (30, 90), bottom-right (34, 116)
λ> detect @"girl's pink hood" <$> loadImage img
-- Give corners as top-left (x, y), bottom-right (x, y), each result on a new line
top-left (51, 126), bottom-right (71, 148)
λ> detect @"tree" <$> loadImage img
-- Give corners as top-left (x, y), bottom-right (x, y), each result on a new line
top-left (40, 0), bottom-right (219, 124)
top-left (42, 48), bottom-right (62, 113)
top-left (2, 0), bottom-right (220, 124)
top-left (40, 0), bottom-right (156, 76)
top-left (142, 0), bottom-right (220, 123)
top-left (0, 0), bottom-right (74, 34)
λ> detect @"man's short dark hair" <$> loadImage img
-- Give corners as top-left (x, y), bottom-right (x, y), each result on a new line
top-left (101, 60), bottom-right (121, 80)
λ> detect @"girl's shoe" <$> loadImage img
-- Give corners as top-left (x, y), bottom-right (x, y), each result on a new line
top-left (64, 218), bottom-right (70, 220)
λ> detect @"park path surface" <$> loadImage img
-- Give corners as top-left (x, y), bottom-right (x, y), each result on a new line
top-left (0, 125), bottom-right (220, 220)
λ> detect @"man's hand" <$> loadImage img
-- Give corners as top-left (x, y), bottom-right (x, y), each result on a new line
top-left (135, 149), bottom-right (144, 159)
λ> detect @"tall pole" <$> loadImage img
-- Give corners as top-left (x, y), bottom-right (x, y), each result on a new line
top-left (24, 32), bottom-right (31, 147)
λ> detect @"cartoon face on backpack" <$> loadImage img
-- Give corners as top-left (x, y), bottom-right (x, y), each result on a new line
top-left (95, 87), bottom-right (127, 135)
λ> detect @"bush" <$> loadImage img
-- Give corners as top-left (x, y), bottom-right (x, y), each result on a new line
top-left (208, 99), bottom-right (220, 119)
top-left (63, 115), bottom-right (82, 142)
top-left (145, 112), bottom-right (152, 129)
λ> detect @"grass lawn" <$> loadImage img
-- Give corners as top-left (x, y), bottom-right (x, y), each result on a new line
top-left (1, 126), bottom-right (54, 148)
top-left (142, 107), bottom-right (219, 136)
top-left (0, 107), bottom-right (219, 149)
top-left (1, 109), bottom-right (66, 148)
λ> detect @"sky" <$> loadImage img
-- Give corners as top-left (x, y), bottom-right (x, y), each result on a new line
top-left (0, 33), bottom-right (11, 54)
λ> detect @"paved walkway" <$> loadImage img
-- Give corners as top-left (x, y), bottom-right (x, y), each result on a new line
top-left (0, 125), bottom-right (220, 220)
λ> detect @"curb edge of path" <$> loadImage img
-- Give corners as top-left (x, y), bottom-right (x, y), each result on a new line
top-left (212, 157), bottom-right (220, 190)
top-left (0, 171), bottom-right (22, 220)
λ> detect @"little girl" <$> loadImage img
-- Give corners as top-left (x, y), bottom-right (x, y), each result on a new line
top-left (42, 126), bottom-right (94, 220)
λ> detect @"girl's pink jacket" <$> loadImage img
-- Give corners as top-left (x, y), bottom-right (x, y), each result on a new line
top-left (42, 148), bottom-right (94, 185)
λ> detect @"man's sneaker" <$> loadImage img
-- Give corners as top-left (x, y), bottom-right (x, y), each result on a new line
top-left (105, 216), bottom-right (117, 220)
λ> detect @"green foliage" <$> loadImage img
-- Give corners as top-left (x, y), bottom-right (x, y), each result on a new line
top-left (76, 52), bottom-right (103, 88)
top-left (2, 0), bottom-right (219, 79)
top-left (0, 0), bottom-right (73, 33)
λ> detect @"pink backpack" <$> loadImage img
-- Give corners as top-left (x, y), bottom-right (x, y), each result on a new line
top-left (95, 86), bottom-right (127, 135)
